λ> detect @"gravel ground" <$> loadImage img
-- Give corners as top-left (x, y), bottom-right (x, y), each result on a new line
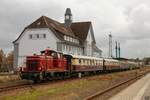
top-left (0, 74), bottom-right (20, 83)
top-left (0, 67), bottom-right (150, 100)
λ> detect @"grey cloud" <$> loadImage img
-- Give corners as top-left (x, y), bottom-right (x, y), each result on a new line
top-left (0, 0), bottom-right (150, 58)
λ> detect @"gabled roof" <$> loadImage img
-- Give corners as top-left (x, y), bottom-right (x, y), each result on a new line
top-left (13, 16), bottom-right (76, 43)
top-left (93, 45), bottom-right (102, 52)
top-left (13, 16), bottom-right (95, 43)
top-left (27, 16), bottom-right (75, 37)
top-left (70, 22), bottom-right (91, 41)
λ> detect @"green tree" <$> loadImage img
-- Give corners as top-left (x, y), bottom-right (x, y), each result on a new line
top-left (0, 49), bottom-right (4, 67)
top-left (0, 49), bottom-right (6, 72)
top-left (6, 51), bottom-right (13, 71)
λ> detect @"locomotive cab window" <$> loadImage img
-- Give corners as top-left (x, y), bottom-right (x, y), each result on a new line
top-left (51, 52), bottom-right (57, 58)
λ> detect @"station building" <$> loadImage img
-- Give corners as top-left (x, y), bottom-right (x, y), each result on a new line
top-left (13, 8), bottom-right (102, 69)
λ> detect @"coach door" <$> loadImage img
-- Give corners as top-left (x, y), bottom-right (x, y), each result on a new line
top-left (103, 59), bottom-right (106, 71)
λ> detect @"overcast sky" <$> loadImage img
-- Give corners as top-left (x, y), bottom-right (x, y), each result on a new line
top-left (0, 0), bottom-right (150, 58)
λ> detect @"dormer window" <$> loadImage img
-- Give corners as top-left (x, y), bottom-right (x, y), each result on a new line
top-left (70, 37), bottom-right (72, 42)
top-left (37, 22), bottom-right (41, 25)
top-left (64, 35), bottom-right (79, 44)
top-left (64, 35), bottom-right (66, 40)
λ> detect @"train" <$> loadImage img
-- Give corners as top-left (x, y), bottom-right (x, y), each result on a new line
top-left (19, 48), bottom-right (140, 82)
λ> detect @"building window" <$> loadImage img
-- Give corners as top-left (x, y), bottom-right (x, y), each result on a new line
top-left (29, 34), bottom-right (46, 39)
top-left (62, 44), bottom-right (64, 51)
top-left (39, 34), bottom-right (43, 38)
top-left (43, 34), bottom-right (46, 38)
top-left (69, 46), bottom-right (71, 52)
top-left (36, 34), bottom-right (39, 38)
top-left (30, 34), bottom-right (35, 39)
top-left (70, 37), bottom-right (72, 42)
top-left (67, 36), bottom-right (69, 41)
top-left (64, 35), bottom-right (79, 44)
top-left (64, 45), bottom-right (66, 52)
top-left (64, 35), bottom-right (66, 40)
top-left (29, 34), bottom-right (32, 39)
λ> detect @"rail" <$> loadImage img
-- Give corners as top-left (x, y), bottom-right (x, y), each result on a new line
top-left (84, 71), bottom-right (149, 100)
top-left (0, 81), bottom-right (33, 92)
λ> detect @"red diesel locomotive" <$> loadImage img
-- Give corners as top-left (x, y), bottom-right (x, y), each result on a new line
top-left (20, 48), bottom-right (139, 81)
top-left (20, 48), bottom-right (72, 81)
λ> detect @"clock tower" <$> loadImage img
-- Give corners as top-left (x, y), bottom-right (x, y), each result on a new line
top-left (64, 8), bottom-right (72, 27)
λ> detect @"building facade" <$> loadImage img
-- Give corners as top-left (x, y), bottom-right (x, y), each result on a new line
top-left (13, 8), bottom-right (102, 69)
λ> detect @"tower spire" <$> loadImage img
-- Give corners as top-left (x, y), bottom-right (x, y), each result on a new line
top-left (64, 8), bottom-right (72, 27)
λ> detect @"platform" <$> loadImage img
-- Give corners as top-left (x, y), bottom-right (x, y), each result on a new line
top-left (109, 73), bottom-right (150, 100)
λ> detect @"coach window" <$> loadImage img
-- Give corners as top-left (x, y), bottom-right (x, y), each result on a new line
top-left (99, 60), bottom-right (101, 65)
top-left (93, 60), bottom-right (95, 65)
top-left (79, 59), bottom-right (81, 64)
top-left (91, 60), bottom-right (93, 65)
top-left (96, 61), bottom-right (97, 66)
top-left (89, 60), bottom-right (91, 65)
top-left (81, 59), bottom-right (83, 65)
top-left (85, 60), bottom-right (87, 65)
top-left (94, 60), bottom-right (96, 65)
top-left (96, 60), bottom-right (97, 65)
top-left (90, 60), bottom-right (92, 65)
top-left (86, 60), bottom-right (87, 65)
top-left (83, 59), bottom-right (85, 64)
top-left (100, 60), bottom-right (102, 65)
top-left (80, 59), bottom-right (82, 65)
top-left (86, 59), bottom-right (89, 65)
top-left (97, 60), bottom-right (99, 65)
top-left (92, 60), bottom-right (94, 65)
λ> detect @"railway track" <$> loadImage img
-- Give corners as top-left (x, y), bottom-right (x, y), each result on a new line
top-left (0, 80), bottom-right (33, 93)
top-left (0, 84), bottom-right (33, 92)
top-left (0, 77), bottom-right (78, 93)
top-left (84, 71), bottom-right (149, 100)
top-left (0, 68), bottom-right (149, 96)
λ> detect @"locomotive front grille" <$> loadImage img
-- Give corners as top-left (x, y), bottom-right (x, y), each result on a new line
top-left (27, 60), bottom-right (39, 71)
